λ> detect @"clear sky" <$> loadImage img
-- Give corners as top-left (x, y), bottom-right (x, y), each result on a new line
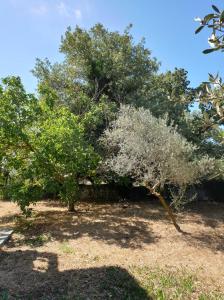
top-left (1, 0), bottom-right (224, 93)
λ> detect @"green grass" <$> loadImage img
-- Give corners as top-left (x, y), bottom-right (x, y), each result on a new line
top-left (59, 241), bottom-right (75, 254)
top-left (23, 233), bottom-right (52, 247)
top-left (131, 266), bottom-right (224, 300)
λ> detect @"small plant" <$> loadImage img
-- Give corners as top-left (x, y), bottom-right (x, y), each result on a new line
top-left (24, 233), bottom-right (52, 247)
top-left (0, 290), bottom-right (9, 300)
top-left (59, 241), bottom-right (75, 254)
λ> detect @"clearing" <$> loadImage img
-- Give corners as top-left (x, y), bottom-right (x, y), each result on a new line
top-left (0, 199), bottom-right (224, 299)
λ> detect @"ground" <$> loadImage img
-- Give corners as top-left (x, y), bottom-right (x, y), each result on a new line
top-left (0, 199), bottom-right (224, 299)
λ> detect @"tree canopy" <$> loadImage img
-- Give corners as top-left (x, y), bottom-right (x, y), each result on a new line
top-left (101, 105), bottom-right (216, 230)
top-left (0, 77), bottom-right (99, 213)
top-left (0, 21), bottom-right (223, 214)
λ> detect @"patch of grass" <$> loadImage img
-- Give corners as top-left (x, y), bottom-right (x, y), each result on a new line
top-left (24, 233), bottom-right (52, 247)
top-left (59, 241), bottom-right (75, 254)
top-left (131, 266), bottom-right (224, 300)
top-left (198, 293), bottom-right (224, 300)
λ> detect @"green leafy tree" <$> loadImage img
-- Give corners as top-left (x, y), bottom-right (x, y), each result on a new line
top-left (195, 5), bottom-right (224, 54)
top-left (145, 68), bottom-right (195, 127)
top-left (0, 76), bottom-right (40, 200)
top-left (59, 23), bottom-right (158, 105)
top-left (32, 24), bottom-right (159, 139)
top-left (33, 23), bottom-right (159, 110)
top-left (195, 5), bottom-right (224, 148)
top-left (33, 25), bottom-right (198, 147)
top-left (0, 77), bottom-right (99, 213)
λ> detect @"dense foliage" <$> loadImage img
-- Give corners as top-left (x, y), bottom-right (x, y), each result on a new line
top-left (0, 22), bottom-right (223, 215)
top-left (0, 77), bottom-right (99, 213)
top-left (195, 5), bottom-right (224, 135)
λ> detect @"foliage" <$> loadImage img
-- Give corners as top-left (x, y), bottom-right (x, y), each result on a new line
top-left (59, 23), bottom-right (158, 105)
top-left (195, 5), bottom-right (224, 148)
top-left (32, 23), bottom-right (159, 110)
top-left (33, 24), bottom-right (206, 156)
top-left (195, 5), bottom-right (224, 54)
top-left (101, 105), bottom-right (216, 203)
top-left (145, 68), bottom-right (195, 125)
top-left (0, 76), bottom-right (99, 213)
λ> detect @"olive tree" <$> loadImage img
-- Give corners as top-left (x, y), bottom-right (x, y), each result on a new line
top-left (101, 106), bottom-right (215, 231)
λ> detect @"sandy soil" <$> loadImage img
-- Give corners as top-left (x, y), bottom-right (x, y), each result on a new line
top-left (0, 199), bottom-right (224, 298)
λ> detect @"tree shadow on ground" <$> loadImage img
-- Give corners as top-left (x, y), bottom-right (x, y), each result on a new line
top-left (0, 249), bottom-right (151, 300)
top-left (5, 200), bottom-right (224, 252)
top-left (184, 231), bottom-right (224, 252)
top-left (185, 202), bottom-right (224, 228)
top-left (178, 202), bottom-right (224, 252)
top-left (10, 201), bottom-right (165, 249)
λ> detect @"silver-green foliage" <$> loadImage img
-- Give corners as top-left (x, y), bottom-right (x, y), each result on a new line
top-left (101, 106), bottom-right (215, 202)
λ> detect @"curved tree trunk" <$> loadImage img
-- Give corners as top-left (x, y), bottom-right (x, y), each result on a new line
top-left (146, 185), bottom-right (181, 232)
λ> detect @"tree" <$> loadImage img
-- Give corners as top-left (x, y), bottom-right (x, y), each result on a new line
top-left (33, 24), bottom-right (158, 107)
top-left (101, 106), bottom-right (215, 231)
top-left (195, 5), bottom-right (224, 54)
top-left (195, 5), bottom-right (224, 143)
top-left (0, 77), bottom-right (99, 213)
top-left (33, 25), bottom-right (200, 149)
top-left (144, 68), bottom-right (196, 130)
top-left (0, 76), bottom-right (40, 201)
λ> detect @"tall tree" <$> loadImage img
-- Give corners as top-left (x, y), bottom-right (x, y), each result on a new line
top-left (33, 24), bottom-right (158, 109)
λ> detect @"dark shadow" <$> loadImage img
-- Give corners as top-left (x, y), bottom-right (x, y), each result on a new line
top-left (9, 201), bottom-right (163, 249)
top-left (5, 199), bottom-right (224, 252)
top-left (0, 213), bottom-right (19, 226)
top-left (177, 202), bottom-right (224, 252)
top-left (0, 249), bottom-right (151, 300)
top-left (183, 231), bottom-right (224, 252)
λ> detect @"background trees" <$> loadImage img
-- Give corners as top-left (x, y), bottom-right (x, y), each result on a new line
top-left (32, 24), bottom-right (197, 147)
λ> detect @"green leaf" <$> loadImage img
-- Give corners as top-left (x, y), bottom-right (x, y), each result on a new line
top-left (203, 14), bottom-right (216, 23)
top-left (220, 10), bottom-right (224, 22)
top-left (203, 48), bottom-right (219, 54)
top-left (195, 25), bottom-right (204, 34)
top-left (212, 5), bottom-right (220, 13)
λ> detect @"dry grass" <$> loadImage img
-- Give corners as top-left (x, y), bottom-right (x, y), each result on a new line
top-left (0, 199), bottom-right (224, 299)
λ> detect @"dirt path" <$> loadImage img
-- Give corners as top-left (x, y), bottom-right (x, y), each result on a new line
top-left (0, 200), bottom-right (224, 298)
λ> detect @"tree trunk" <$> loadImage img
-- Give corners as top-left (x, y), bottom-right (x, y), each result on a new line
top-left (147, 186), bottom-right (181, 232)
top-left (68, 199), bottom-right (75, 212)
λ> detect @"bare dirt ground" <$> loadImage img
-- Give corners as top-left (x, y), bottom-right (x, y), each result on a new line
top-left (0, 199), bottom-right (224, 299)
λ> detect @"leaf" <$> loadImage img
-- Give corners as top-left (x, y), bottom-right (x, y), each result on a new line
top-left (220, 10), bottom-right (224, 22)
top-left (212, 5), bottom-right (220, 13)
top-left (195, 25), bottom-right (204, 34)
top-left (208, 73), bottom-right (214, 80)
top-left (203, 48), bottom-right (219, 54)
top-left (203, 111), bottom-right (210, 121)
top-left (203, 13), bottom-right (216, 23)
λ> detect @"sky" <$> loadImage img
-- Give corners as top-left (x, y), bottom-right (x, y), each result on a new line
top-left (1, 0), bottom-right (224, 93)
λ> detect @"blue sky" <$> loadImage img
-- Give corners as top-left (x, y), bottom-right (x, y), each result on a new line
top-left (1, 0), bottom-right (224, 93)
